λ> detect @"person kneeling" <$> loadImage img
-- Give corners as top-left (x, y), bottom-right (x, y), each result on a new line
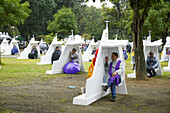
top-left (103, 52), bottom-right (123, 102)
top-left (147, 51), bottom-right (158, 77)
top-left (28, 46), bottom-right (38, 59)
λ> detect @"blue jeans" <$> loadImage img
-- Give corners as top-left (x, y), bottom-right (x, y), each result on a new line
top-left (107, 76), bottom-right (121, 99)
top-left (107, 80), bottom-right (116, 99)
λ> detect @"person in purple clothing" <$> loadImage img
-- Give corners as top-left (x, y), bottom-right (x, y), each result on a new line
top-left (166, 49), bottom-right (170, 55)
top-left (165, 49), bottom-right (170, 61)
top-left (103, 52), bottom-right (123, 102)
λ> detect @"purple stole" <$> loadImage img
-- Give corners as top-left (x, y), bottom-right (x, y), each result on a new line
top-left (108, 60), bottom-right (121, 86)
top-left (31, 49), bottom-right (35, 54)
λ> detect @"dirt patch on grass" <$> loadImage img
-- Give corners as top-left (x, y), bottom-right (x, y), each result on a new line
top-left (0, 75), bottom-right (170, 113)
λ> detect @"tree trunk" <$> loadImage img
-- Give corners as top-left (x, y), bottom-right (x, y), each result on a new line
top-left (132, 5), bottom-right (147, 80)
top-left (162, 27), bottom-right (168, 49)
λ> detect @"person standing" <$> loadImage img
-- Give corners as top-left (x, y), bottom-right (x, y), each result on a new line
top-left (70, 48), bottom-right (79, 64)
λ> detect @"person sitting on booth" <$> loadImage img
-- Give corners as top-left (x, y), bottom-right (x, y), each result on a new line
top-left (103, 52), bottom-right (123, 102)
top-left (89, 47), bottom-right (97, 62)
top-left (147, 51), bottom-right (158, 77)
top-left (70, 48), bottom-right (79, 64)
top-left (63, 48), bottom-right (80, 74)
top-left (165, 49), bottom-right (170, 62)
top-left (122, 47), bottom-right (128, 60)
top-left (11, 45), bottom-right (19, 55)
top-left (91, 47), bottom-right (96, 55)
top-left (51, 46), bottom-right (61, 64)
top-left (28, 46), bottom-right (38, 59)
top-left (126, 43), bottom-right (132, 54)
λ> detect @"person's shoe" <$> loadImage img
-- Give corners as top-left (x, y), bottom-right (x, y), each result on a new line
top-left (153, 72), bottom-right (156, 76)
top-left (111, 98), bottom-right (115, 102)
top-left (103, 86), bottom-right (108, 92)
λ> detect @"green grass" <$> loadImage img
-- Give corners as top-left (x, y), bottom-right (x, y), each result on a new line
top-left (0, 54), bottom-right (170, 87)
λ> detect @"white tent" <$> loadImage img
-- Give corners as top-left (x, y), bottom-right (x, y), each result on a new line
top-left (0, 32), bottom-right (12, 39)
top-left (127, 36), bottom-right (163, 78)
top-left (17, 37), bottom-right (40, 59)
top-left (46, 35), bottom-right (85, 74)
top-left (73, 22), bottom-right (128, 105)
top-left (37, 35), bottom-right (62, 65)
top-left (1, 38), bottom-right (10, 54)
top-left (163, 58), bottom-right (170, 71)
top-left (75, 35), bottom-right (85, 44)
top-left (82, 39), bottom-right (99, 62)
top-left (2, 38), bottom-right (20, 55)
top-left (160, 36), bottom-right (170, 62)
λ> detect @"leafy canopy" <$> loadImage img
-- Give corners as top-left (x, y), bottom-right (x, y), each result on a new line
top-left (47, 7), bottom-right (77, 39)
top-left (0, 0), bottom-right (31, 26)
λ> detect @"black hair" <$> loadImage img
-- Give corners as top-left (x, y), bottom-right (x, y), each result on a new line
top-left (72, 48), bottom-right (76, 52)
top-left (112, 52), bottom-right (118, 57)
top-left (56, 46), bottom-right (59, 49)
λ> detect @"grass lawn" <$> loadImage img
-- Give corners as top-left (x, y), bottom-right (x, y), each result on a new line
top-left (0, 54), bottom-right (170, 86)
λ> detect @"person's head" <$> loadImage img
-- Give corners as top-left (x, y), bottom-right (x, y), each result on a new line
top-left (149, 51), bottom-right (154, 57)
top-left (111, 52), bottom-right (118, 61)
top-left (122, 47), bottom-right (124, 50)
top-left (33, 46), bottom-right (36, 49)
top-left (13, 45), bottom-right (16, 47)
top-left (72, 48), bottom-right (76, 54)
top-left (93, 47), bottom-right (96, 50)
top-left (56, 46), bottom-right (59, 50)
top-left (166, 49), bottom-right (169, 51)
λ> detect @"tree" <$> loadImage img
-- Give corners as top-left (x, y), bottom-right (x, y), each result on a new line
top-left (78, 7), bottom-right (104, 41)
top-left (101, 2), bottom-right (132, 40)
top-left (0, 0), bottom-right (31, 64)
top-left (18, 0), bottom-right (84, 40)
top-left (129, 0), bottom-right (160, 79)
top-left (18, 0), bottom-right (55, 40)
top-left (143, 0), bottom-right (170, 46)
top-left (0, 0), bottom-right (31, 26)
top-left (47, 7), bottom-right (77, 39)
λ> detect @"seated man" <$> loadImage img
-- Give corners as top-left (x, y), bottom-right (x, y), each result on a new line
top-left (165, 49), bottom-right (170, 62)
top-left (70, 48), bottom-right (79, 64)
top-left (147, 51), bottom-right (158, 77)
top-left (89, 47), bottom-right (96, 61)
top-left (11, 45), bottom-right (19, 55)
top-left (28, 46), bottom-right (38, 59)
top-left (122, 47), bottom-right (128, 60)
top-left (126, 43), bottom-right (131, 54)
top-left (103, 52), bottom-right (123, 102)
top-left (91, 47), bottom-right (96, 55)
top-left (51, 46), bottom-right (61, 64)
